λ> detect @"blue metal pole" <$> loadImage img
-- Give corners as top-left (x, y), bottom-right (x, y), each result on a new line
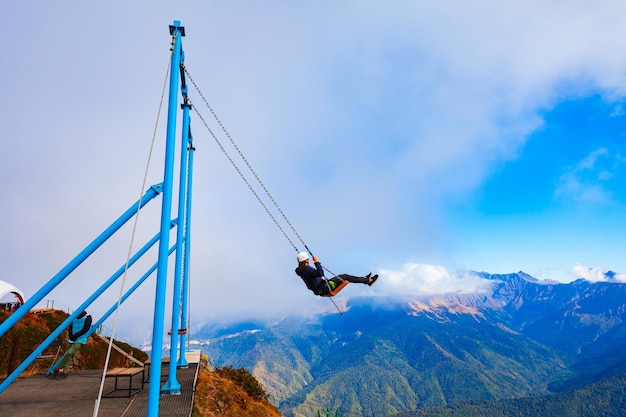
top-left (161, 100), bottom-right (191, 395)
top-left (147, 20), bottom-right (185, 416)
top-left (0, 223), bottom-right (173, 394)
top-left (0, 183), bottom-right (162, 340)
top-left (47, 243), bottom-right (178, 375)
top-left (178, 131), bottom-right (195, 367)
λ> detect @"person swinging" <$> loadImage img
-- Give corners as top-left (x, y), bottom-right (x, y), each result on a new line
top-left (295, 251), bottom-right (378, 297)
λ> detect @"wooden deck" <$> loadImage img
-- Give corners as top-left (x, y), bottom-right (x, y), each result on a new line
top-left (0, 359), bottom-right (199, 417)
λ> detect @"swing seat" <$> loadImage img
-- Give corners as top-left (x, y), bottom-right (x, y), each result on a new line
top-left (322, 280), bottom-right (349, 297)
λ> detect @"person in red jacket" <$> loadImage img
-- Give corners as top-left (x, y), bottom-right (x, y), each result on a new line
top-left (295, 252), bottom-right (378, 296)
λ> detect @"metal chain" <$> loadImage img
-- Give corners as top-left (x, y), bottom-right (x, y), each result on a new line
top-left (189, 101), bottom-right (299, 252)
top-left (182, 64), bottom-right (307, 251)
top-left (182, 64), bottom-right (343, 280)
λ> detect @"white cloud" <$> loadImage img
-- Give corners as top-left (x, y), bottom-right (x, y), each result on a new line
top-left (378, 263), bottom-right (494, 296)
top-left (580, 149), bottom-right (609, 170)
top-left (4, 1), bottom-right (626, 327)
top-left (554, 148), bottom-right (614, 204)
top-left (572, 262), bottom-right (626, 282)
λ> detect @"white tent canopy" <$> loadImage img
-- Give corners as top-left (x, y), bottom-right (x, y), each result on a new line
top-left (0, 280), bottom-right (24, 304)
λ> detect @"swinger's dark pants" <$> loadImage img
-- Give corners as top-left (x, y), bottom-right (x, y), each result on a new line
top-left (336, 274), bottom-right (368, 284)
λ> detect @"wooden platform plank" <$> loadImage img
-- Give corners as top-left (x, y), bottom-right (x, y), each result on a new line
top-left (0, 363), bottom-right (198, 417)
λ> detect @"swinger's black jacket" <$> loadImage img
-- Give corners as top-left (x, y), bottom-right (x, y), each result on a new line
top-left (295, 261), bottom-right (326, 295)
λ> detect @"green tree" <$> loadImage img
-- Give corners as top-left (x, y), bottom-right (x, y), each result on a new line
top-left (215, 365), bottom-right (270, 402)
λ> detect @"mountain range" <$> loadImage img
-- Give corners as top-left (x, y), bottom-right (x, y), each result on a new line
top-left (192, 272), bottom-right (626, 416)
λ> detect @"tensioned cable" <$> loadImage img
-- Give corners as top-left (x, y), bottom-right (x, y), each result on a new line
top-left (183, 65), bottom-right (339, 279)
top-left (92, 37), bottom-right (175, 417)
top-left (189, 102), bottom-right (348, 313)
top-left (182, 64), bottom-right (307, 252)
top-left (188, 100), bottom-right (299, 252)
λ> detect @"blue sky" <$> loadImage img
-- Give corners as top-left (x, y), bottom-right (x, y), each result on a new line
top-left (451, 96), bottom-right (626, 279)
top-left (2, 1), bottom-right (626, 343)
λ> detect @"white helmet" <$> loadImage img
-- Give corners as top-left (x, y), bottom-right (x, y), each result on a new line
top-left (297, 251), bottom-right (309, 263)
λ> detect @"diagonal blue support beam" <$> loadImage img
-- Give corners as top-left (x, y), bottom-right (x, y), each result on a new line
top-left (0, 183), bottom-right (163, 340)
top-left (47, 243), bottom-right (178, 375)
top-left (0, 220), bottom-right (175, 394)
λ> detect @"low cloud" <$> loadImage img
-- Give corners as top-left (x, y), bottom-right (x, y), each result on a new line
top-left (378, 263), bottom-right (495, 296)
top-left (554, 148), bottom-right (614, 204)
top-left (572, 262), bottom-right (626, 282)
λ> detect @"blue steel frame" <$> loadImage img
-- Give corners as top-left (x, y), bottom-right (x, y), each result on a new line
top-left (161, 79), bottom-right (193, 395)
top-left (0, 21), bottom-right (195, 417)
top-left (47, 243), bottom-right (178, 375)
top-left (0, 222), bottom-right (175, 393)
top-left (147, 19), bottom-right (189, 416)
top-left (0, 183), bottom-right (163, 341)
top-left (179, 128), bottom-right (195, 367)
